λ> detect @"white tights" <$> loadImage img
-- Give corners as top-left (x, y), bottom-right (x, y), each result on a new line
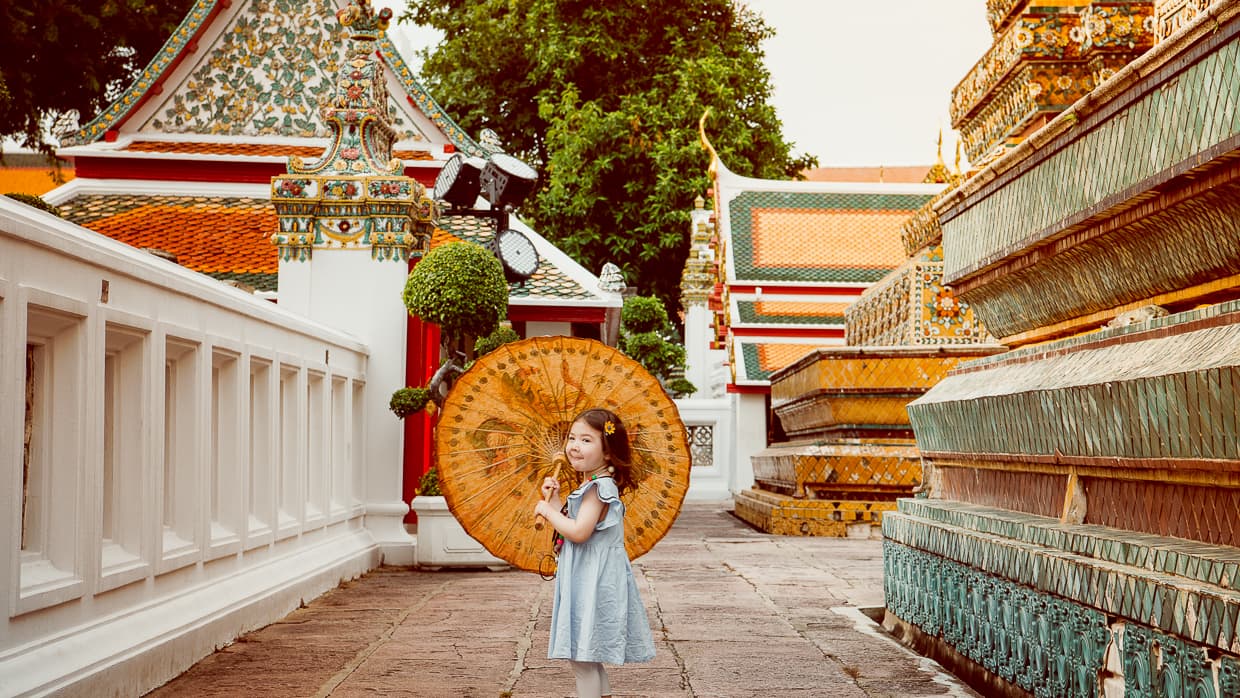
top-left (569, 660), bottom-right (611, 698)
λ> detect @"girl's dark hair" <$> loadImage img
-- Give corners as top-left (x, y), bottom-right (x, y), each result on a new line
top-left (571, 408), bottom-right (634, 494)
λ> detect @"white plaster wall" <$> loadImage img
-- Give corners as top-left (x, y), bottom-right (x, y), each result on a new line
top-left (682, 303), bottom-right (713, 393)
top-left (278, 250), bottom-right (414, 564)
top-left (730, 393), bottom-right (764, 493)
top-left (0, 198), bottom-right (380, 697)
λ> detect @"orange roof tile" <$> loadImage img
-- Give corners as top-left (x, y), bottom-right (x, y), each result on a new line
top-left (753, 301), bottom-right (851, 316)
top-left (751, 209), bottom-right (909, 270)
top-left (758, 344), bottom-right (822, 372)
top-left (59, 195), bottom-right (277, 277)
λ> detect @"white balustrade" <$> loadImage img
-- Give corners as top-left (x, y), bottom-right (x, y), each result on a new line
top-left (0, 197), bottom-right (382, 696)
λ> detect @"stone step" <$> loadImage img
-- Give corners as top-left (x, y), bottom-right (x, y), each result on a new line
top-left (733, 487), bottom-right (891, 537)
top-left (751, 438), bottom-right (920, 498)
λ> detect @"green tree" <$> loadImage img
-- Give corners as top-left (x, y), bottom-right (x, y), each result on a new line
top-left (401, 0), bottom-right (815, 313)
top-left (620, 296), bottom-right (696, 398)
top-left (0, 0), bottom-right (195, 155)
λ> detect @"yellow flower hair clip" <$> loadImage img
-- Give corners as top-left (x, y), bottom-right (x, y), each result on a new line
top-left (603, 420), bottom-right (616, 436)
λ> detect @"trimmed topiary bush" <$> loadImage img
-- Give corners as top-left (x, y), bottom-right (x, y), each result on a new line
top-left (389, 386), bottom-right (431, 418)
top-left (402, 242), bottom-right (508, 341)
top-left (474, 325), bottom-right (520, 357)
top-left (666, 377), bottom-right (698, 398)
top-left (618, 295), bottom-right (695, 397)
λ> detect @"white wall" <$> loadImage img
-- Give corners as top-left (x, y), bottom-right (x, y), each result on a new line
top-left (278, 250), bottom-right (414, 564)
top-left (731, 393), bottom-right (763, 493)
top-left (676, 397), bottom-right (735, 501)
top-left (0, 198), bottom-right (379, 697)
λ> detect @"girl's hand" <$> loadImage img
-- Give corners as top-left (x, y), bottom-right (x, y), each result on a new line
top-left (540, 476), bottom-right (560, 500)
top-left (533, 499), bottom-right (555, 519)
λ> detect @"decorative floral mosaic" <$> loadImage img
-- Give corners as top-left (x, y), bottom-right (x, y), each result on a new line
top-left (952, 2), bottom-right (1155, 162)
top-left (845, 247), bottom-right (987, 346)
top-left (900, 197), bottom-right (943, 257)
top-left (986, 0), bottom-right (1023, 34)
top-left (69, 0), bottom-right (479, 152)
top-left (147, 0), bottom-right (419, 141)
top-left (270, 0), bottom-right (435, 264)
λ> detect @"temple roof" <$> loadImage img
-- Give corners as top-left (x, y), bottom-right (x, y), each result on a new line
top-left (706, 154), bottom-right (945, 386)
top-left (44, 0), bottom-right (616, 311)
top-left (57, 192), bottom-right (278, 290)
top-left (49, 186), bottom-right (611, 305)
top-left (62, 0), bottom-right (480, 157)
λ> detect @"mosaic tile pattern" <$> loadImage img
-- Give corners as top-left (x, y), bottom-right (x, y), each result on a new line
top-left (960, 180), bottom-right (1240, 339)
top-left (899, 198), bottom-right (942, 258)
top-left (884, 499), bottom-right (1240, 655)
top-left (1084, 478), bottom-right (1240, 548)
top-left (909, 307), bottom-right (1240, 463)
top-left (123, 140), bottom-right (435, 160)
top-left (735, 300), bottom-right (849, 326)
top-left (750, 439), bottom-right (920, 499)
top-left (148, 0), bottom-right (431, 141)
top-left (67, 1), bottom-right (482, 155)
top-left (844, 246), bottom-right (990, 346)
top-left (942, 18), bottom-right (1240, 288)
top-left (770, 346), bottom-right (996, 404)
top-left (1155, 0), bottom-right (1214, 39)
top-left (58, 194), bottom-right (278, 290)
top-left (736, 342), bottom-right (828, 383)
top-left (986, 0), bottom-right (1023, 34)
top-left (733, 487), bottom-right (892, 536)
top-left (726, 191), bottom-right (930, 284)
top-left (775, 393), bottom-right (920, 437)
top-left (952, 2), bottom-right (1155, 162)
top-left (937, 468), bottom-right (1066, 519)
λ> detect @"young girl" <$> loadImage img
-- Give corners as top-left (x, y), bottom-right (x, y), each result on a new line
top-left (533, 408), bottom-right (656, 698)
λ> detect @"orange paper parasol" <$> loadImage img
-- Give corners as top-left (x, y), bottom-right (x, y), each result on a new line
top-left (435, 336), bottom-right (692, 573)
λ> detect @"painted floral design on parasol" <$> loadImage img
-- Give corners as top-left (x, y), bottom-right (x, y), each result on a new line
top-left (435, 336), bottom-right (691, 573)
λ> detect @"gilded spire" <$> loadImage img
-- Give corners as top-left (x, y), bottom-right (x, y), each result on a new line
top-left (699, 109), bottom-right (719, 182)
top-left (922, 128), bottom-right (954, 184)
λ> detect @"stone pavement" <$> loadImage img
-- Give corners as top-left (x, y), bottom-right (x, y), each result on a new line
top-left (148, 504), bottom-right (979, 698)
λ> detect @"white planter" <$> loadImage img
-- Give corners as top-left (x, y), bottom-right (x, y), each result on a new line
top-left (409, 496), bottom-right (507, 568)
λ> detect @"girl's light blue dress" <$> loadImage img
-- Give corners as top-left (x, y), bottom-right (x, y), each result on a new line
top-left (548, 477), bottom-right (656, 664)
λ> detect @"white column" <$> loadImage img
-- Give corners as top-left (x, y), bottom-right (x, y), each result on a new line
top-left (682, 302), bottom-right (712, 394)
top-left (278, 250), bottom-right (415, 564)
top-left (730, 393), bottom-right (763, 493)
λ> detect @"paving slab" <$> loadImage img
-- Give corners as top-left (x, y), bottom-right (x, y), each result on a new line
top-left (148, 504), bottom-right (979, 698)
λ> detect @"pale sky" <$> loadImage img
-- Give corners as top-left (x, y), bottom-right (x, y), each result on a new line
top-left (389, 1), bottom-right (995, 168)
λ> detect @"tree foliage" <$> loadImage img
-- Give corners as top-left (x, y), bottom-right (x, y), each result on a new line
top-left (619, 295), bottom-right (695, 398)
top-left (0, 0), bottom-right (195, 154)
top-left (401, 0), bottom-right (816, 313)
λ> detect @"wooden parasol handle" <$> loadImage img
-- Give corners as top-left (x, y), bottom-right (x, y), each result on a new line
top-left (534, 455), bottom-right (567, 530)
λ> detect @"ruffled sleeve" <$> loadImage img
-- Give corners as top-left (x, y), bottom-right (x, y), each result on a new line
top-left (588, 478), bottom-right (623, 531)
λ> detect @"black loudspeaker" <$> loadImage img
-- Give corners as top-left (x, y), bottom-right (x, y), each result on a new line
top-left (489, 228), bottom-right (540, 283)
top-left (432, 153), bottom-right (485, 207)
top-left (480, 153), bottom-right (537, 210)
